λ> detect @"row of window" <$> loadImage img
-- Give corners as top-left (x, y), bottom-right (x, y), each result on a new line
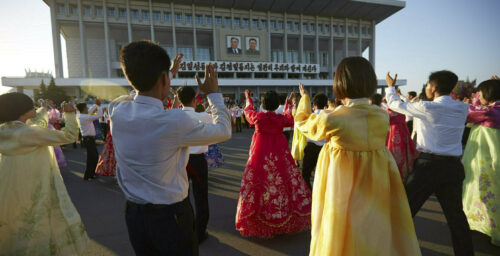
top-left (57, 4), bottom-right (371, 35)
top-left (272, 50), bottom-right (329, 66)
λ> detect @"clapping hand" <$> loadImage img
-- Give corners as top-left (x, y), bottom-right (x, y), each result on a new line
top-left (245, 89), bottom-right (251, 99)
top-left (38, 99), bottom-right (48, 108)
top-left (299, 83), bottom-right (307, 97)
top-left (286, 92), bottom-right (295, 102)
top-left (386, 72), bottom-right (398, 87)
top-left (170, 53), bottom-right (184, 77)
top-left (491, 75), bottom-right (500, 80)
top-left (195, 63), bottom-right (218, 94)
top-left (169, 87), bottom-right (177, 96)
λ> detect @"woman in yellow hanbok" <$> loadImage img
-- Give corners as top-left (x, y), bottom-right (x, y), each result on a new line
top-left (0, 93), bottom-right (88, 255)
top-left (295, 57), bottom-right (421, 256)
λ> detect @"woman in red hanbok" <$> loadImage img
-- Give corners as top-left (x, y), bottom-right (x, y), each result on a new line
top-left (385, 108), bottom-right (418, 179)
top-left (235, 90), bottom-right (311, 238)
top-left (95, 120), bottom-right (116, 176)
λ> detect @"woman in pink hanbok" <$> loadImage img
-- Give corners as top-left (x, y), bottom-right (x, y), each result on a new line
top-left (47, 101), bottom-right (67, 168)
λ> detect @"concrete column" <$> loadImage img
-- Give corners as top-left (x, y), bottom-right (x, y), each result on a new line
top-left (212, 6), bottom-right (217, 61)
top-left (325, 86), bottom-right (328, 96)
top-left (249, 9), bottom-right (253, 31)
top-left (299, 14), bottom-right (304, 64)
top-left (283, 12), bottom-right (288, 79)
top-left (315, 16), bottom-right (320, 79)
top-left (50, 0), bottom-right (63, 78)
top-left (103, 0), bottom-right (111, 78)
top-left (237, 87), bottom-right (241, 103)
top-left (171, 2), bottom-right (177, 55)
top-left (267, 11), bottom-right (272, 79)
top-left (77, 0), bottom-right (88, 77)
top-left (149, 0), bottom-right (155, 41)
top-left (309, 86), bottom-right (312, 96)
top-left (369, 20), bottom-right (376, 68)
top-left (344, 18), bottom-right (349, 58)
top-left (231, 8), bottom-right (234, 30)
top-left (328, 16), bottom-right (334, 79)
top-left (126, 0), bottom-right (132, 42)
top-left (192, 4), bottom-right (197, 60)
top-left (358, 19), bottom-right (362, 56)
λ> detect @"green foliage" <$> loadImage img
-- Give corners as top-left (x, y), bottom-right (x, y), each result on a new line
top-left (35, 77), bottom-right (69, 106)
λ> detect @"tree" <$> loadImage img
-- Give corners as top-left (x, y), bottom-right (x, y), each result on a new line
top-left (35, 79), bottom-right (47, 101)
top-left (45, 77), bottom-right (69, 106)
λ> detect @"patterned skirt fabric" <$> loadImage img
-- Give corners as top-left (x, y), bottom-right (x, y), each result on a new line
top-left (205, 144), bottom-right (224, 170)
top-left (95, 131), bottom-right (116, 176)
top-left (462, 125), bottom-right (500, 245)
top-left (236, 132), bottom-right (311, 238)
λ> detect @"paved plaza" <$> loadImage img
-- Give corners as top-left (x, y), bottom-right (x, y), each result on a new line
top-left (60, 128), bottom-right (500, 256)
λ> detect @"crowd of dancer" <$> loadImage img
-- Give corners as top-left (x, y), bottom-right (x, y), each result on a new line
top-left (0, 39), bottom-right (499, 256)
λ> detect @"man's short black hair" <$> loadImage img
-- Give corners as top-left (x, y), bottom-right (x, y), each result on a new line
top-left (261, 91), bottom-right (280, 111)
top-left (120, 40), bottom-right (171, 92)
top-left (370, 93), bottom-right (383, 106)
top-left (249, 38), bottom-right (257, 43)
top-left (408, 91), bottom-right (417, 98)
top-left (478, 79), bottom-right (500, 102)
top-left (231, 37), bottom-right (239, 42)
top-left (76, 103), bottom-right (87, 113)
top-left (177, 86), bottom-right (196, 106)
top-left (278, 94), bottom-right (287, 105)
top-left (0, 92), bottom-right (34, 123)
top-left (313, 93), bottom-right (328, 110)
top-left (428, 70), bottom-right (458, 95)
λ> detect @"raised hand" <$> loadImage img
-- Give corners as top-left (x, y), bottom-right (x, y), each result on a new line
top-left (38, 99), bottom-right (48, 108)
top-left (170, 53), bottom-right (184, 77)
top-left (386, 72), bottom-right (398, 87)
top-left (245, 89), bottom-right (251, 99)
top-left (169, 87), bottom-right (177, 96)
top-left (299, 83), bottom-right (307, 97)
top-left (195, 63), bottom-right (218, 94)
top-left (491, 75), bottom-right (500, 80)
top-left (286, 92), bottom-right (295, 102)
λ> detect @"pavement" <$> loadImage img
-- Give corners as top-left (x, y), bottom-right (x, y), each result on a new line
top-left (59, 128), bottom-right (500, 256)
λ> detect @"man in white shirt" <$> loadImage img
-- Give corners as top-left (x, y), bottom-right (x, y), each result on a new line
top-left (177, 86), bottom-right (213, 243)
top-left (109, 41), bottom-right (231, 255)
top-left (76, 102), bottom-right (103, 181)
top-left (233, 105), bottom-right (243, 132)
top-left (301, 93), bottom-right (328, 190)
top-left (88, 99), bottom-right (104, 141)
top-left (385, 71), bottom-right (473, 256)
top-left (275, 93), bottom-right (293, 141)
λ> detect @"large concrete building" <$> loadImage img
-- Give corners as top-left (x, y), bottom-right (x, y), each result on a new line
top-left (3, 0), bottom-right (406, 101)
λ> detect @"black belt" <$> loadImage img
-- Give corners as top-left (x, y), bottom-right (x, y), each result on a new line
top-left (419, 152), bottom-right (461, 161)
top-left (127, 197), bottom-right (188, 210)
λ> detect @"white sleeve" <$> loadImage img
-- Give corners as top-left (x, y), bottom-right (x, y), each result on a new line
top-left (385, 87), bottom-right (429, 119)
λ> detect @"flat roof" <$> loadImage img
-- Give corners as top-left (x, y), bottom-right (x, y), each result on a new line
top-left (153, 0), bottom-right (405, 23)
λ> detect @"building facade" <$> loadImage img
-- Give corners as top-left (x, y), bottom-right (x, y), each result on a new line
top-left (3, 0), bottom-right (406, 101)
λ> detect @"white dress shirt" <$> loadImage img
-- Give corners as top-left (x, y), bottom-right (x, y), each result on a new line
top-left (306, 109), bottom-right (326, 146)
top-left (400, 95), bottom-right (414, 122)
top-left (385, 87), bottom-right (468, 156)
top-left (109, 93), bottom-right (231, 205)
top-left (77, 106), bottom-right (103, 136)
top-left (182, 106), bottom-right (213, 154)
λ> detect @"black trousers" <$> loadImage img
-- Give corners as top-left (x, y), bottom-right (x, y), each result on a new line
top-left (82, 136), bottom-right (98, 180)
top-left (302, 142), bottom-right (323, 190)
top-left (100, 122), bottom-right (109, 140)
top-left (406, 120), bottom-right (413, 135)
top-left (187, 154), bottom-right (209, 240)
top-left (125, 198), bottom-right (198, 256)
top-left (235, 117), bottom-right (242, 132)
top-left (404, 153), bottom-right (474, 256)
top-left (283, 130), bottom-right (292, 142)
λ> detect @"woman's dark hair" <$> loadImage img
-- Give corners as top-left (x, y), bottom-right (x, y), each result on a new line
top-left (428, 70), bottom-right (458, 95)
top-left (195, 104), bottom-right (205, 113)
top-left (0, 92), bottom-right (34, 123)
top-left (333, 57), bottom-right (377, 99)
top-left (478, 79), bottom-right (500, 103)
top-left (370, 93), bottom-right (383, 106)
top-left (120, 40), bottom-right (171, 92)
top-left (177, 86), bottom-right (196, 106)
top-left (261, 90), bottom-right (280, 111)
top-left (313, 93), bottom-right (328, 109)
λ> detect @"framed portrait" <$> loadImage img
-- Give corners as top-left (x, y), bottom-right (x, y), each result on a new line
top-left (246, 37), bottom-right (260, 55)
top-left (226, 36), bottom-right (242, 54)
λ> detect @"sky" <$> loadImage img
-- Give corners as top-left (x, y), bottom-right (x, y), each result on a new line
top-left (1, 0), bottom-right (499, 94)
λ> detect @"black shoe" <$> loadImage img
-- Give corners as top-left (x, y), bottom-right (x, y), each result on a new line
top-left (198, 232), bottom-right (208, 244)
